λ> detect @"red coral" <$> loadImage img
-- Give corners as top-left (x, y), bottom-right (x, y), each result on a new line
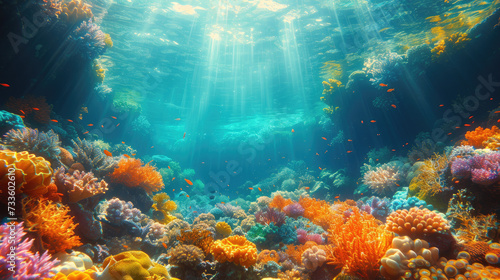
top-left (6, 95), bottom-right (52, 124)
top-left (109, 158), bottom-right (164, 194)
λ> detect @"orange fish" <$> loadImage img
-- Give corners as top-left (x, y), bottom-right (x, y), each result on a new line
top-left (116, 123), bottom-right (120, 127)
top-left (361, 120), bottom-right (364, 124)
top-left (32, 108), bottom-right (40, 111)
top-left (172, 177), bottom-right (176, 181)
top-left (347, 151), bottom-right (352, 153)
top-left (173, 189), bottom-right (175, 192)
top-left (151, 146), bottom-right (154, 148)
top-left (387, 88), bottom-right (395, 92)
top-left (379, 83), bottom-right (388, 87)
top-left (248, 187), bottom-right (253, 190)
top-left (83, 131), bottom-right (89, 134)
top-left (175, 118), bottom-right (181, 121)
top-left (123, 245), bottom-right (129, 249)
top-left (20, 115), bottom-right (25, 118)
top-left (131, 153), bottom-right (136, 156)
top-left (67, 119), bottom-right (73, 122)
top-left (111, 116), bottom-right (117, 119)
top-left (0, 83), bottom-right (10, 87)
top-left (305, 187), bottom-right (310, 190)
top-left (334, 195), bottom-right (340, 199)
top-left (183, 132), bottom-right (186, 139)
top-left (370, 120), bottom-right (376, 123)
top-left (439, 104), bottom-right (444, 107)
top-left (319, 167), bottom-right (322, 170)
top-left (185, 178), bottom-right (193, 185)
top-left (391, 104), bottom-right (397, 108)
top-left (186, 194), bottom-right (190, 198)
top-left (162, 243), bottom-right (168, 249)
top-left (316, 153), bottom-right (319, 155)
top-left (122, 141), bottom-right (125, 144)
top-left (124, 154), bottom-right (131, 158)
top-left (88, 124), bottom-right (93, 126)
top-left (321, 137), bottom-right (327, 140)
top-left (391, 149), bottom-right (396, 151)
top-left (168, 166), bottom-right (171, 169)
top-left (396, 183), bottom-right (400, 187)
top-left (291, 129), bottom-right (295, 133)
top-left (103, 150), bottom-right (112, 157)
top-left (19, 110), bottom-right (25, 114)
top-left (464, 124), bottom-right (471, 127)
top-left (495, 111), bottom-right (500, 113)
top-left (220, 202), bottom-right (225, 204)
top-left (258, 187), bottom-right (262, 192)
top-left (455, 180), bottom-right (459, 184)
top-left (51, 119), bottom-right (58, 122)
top-left (469, 116), bottom-right (473, 119)
top-left (347, 139), bottom-right (352, 142)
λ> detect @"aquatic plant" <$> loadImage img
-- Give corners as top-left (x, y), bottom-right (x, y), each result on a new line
top-left (109, 157), bottom-right (164, 194)
top-left (3, 128), bottom-right (61, 165)
top-left (0, 110), bottom-right (24, 135)
top-left (68, 19), bottom-right (107, 60)
top-left (168, 244), bottom-right (205, 268)
top-left (386, 207), bottom-right (450, 239)
top-left (363, 52), bottom-right (404, 85)
top-left (461, 126), bottom-right (500, 148)
top-left (22, 198), bottom-right (82, 253)
top-left (255, 207), bottom-right (286, 227)
top-left (0, 222), bottom-right (59, 279)
top-left (5, 95), bottom-right (52, 124)
top-left (54, 167), bottom-right (108, 203)
top-left (301, 246), bottom-right (327, 271)
top-left (71, 137), bottom-right (117, 177)
top-left (210, 235), bottom-right (257, 268)
top-left (0, 150), bottom-right (53, 202)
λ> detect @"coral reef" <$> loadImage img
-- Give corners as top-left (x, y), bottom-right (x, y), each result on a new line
top-left (210, 235), bottom-right (257, 268)
top-left (255, 207), bottom-right (286, 227)
top-left (109, 158), bottom-right (164, 194)
top-left (215, 221), bottom-right (232, 237)
top-left (363, 52), bottom-right (404, 85)
top-left (461, 126), bottom-right (500, 148)
top-left (151, 193), bottom-right (177, 224)
top-left (68, 19), bottom-right (107, 60)
top-left (431, 32), bottom-right (471, 60)
top-left (54, 167), bottom-right (108, 203)
top-left (5, 95), bottom-right (52, 124)
top-left (56, 0), bottom-right (93, 25)
top-left (257, 250), bottom-right (280, 264)
top-left (386, 207), bottom-right (450, 239)
top-left (451, 151), bottom-right (500, 185)
top-left (302, 246), bottom-right (327, 271)
top-left (168, 244), bottom-right (205, 268)
top-left (362, 163), bottom-right (402, 196)
top-left (3, 128), bottom-right (61, 166)
top-left (98, 251), bottom-right (171, 280)
top-left (321, 78), bottom-right (344, 116)
top-left (71, 138), bottom-right (117, 178)
top-left (0, 110), bottom-right (24, 135)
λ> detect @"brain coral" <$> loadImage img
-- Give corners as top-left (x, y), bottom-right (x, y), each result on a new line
top-left (210, 235), bottom-right (257, 268)
top-left (109, 158), bottom-right (164, 194)
top-left (386, 207), bottom-right (450, 238)
top-left (0, 150), bottom-right (52, 202)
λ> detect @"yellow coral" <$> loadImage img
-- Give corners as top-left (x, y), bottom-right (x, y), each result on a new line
top-left (409, 153), bottom-right (448, 200)
top-left (215, 221), bottom-right (232, 237)
top-left (320, 79), bottom-right (343, 117)
top-left (431, 32), bottom-right (470, 60)
top-left (104, 34), bottom-right (113, 47)
top-left (57, 0), bottom-right (93, 25)
top-left (152, 193), bottom-right (177, 224)
top-left (92, 61), bottom-right (105, 83)
top-left (99, 251), bottom-right (171, 280)
top-left (210, 235), bottom-right (257, 268)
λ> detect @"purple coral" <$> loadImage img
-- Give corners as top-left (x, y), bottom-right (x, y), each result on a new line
top-left (255, 207), bottom-right (286, 227)
top-left (103, 197), bottom-right (144, 224)
top-left (0, 222), bottom-right (59, 279)
top-left (283, 202), bottom-right (304, 219)
top-left (358, 196), bottom-right (390, 221)
top-left (450, 158), bottom-right (472, 178)
top-left (451, 152), bottom-right (500, 185)
top-left (69, 19), bottom-right (106, 60)
top-left (297, 229), bottom-right (324, 245)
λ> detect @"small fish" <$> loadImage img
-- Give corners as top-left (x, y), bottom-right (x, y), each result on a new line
top-left (220, 202), bottom-right (225, 204)
top-left (334, 195), bottom-right (340, 199)
top-left (391, 104), bottom-right (397, 108)
top-left (379, 83), bottom-right (388, 87)
top-left (321, 137), bottom-right (327, 140)
top-left (439, 104), bottom-right (444, 107)
top-left (124, 154), bottom-right (131, 158)
top-left (162, 243), bottom-right (168, 249)
top-left (67, 119), bottom-right (73, 122)
top-left (88, 124), bottom-right (94, 126)
top-left (116, 123), bottom-right (120, 127)
top-left (193, 211), bottom-right (197, 213)
top-left (168, 166), bottom-right (171, 169)
top-left (51, 119), bottom-right (58, 122)
top-left (32, 108), bottom-right (40, 111)
top-left (316, 153), bottom-right (319, 155)
top-left (151, 146), bottom-right (154, 148)
top-left (175, 118), bottom-right (181, 121)
top-left (361, 120), bottom-right (364, 124)
top-left (391, 149), bottom-right (396, 151)
top-left (20, 110), bottom-right (25, 114)
top-left (469, 116), bottom-right (473, 119)
top-left (172, 177), bottom-right (175, 181)
top-left (370, 120), bottom-right (376, 123)
top-left (347, 139), bottom-right (352, 142)
top-left (103, 150), bottom-right (112, 157)
top-left (123, 245), bottom-right (129, 249)
top-left (183, 132), bottom-right (186, 139)
top-left (291, 129), bottom-right (295, 133)
top-left (495, 111), bottom-right (500, 113)
top-left (83, 131), bottom-right (89, 134)
top-left (305, 187), bottom-right (310, 190)
top-left (0, 83), bottom-right (10, 87)
top-left (319, 167), bottom-right (322, 170)
top-left (131, 153), bottom-right (136, 156)
top-left (248, 187), bottom-right (253, 190)
top-left (347, 151), bottom-right (352, 153)
top-left (455, 180), bottom-right (459, 184)
top-left (396, 183), bottom-right (400, 187)
top-left (19, 115), bottom-right (25, 118)
top-left (360, 193), bottom-right (364, 195)
top-left (387, 88), bottom-right (395, 92)
top-left (78, 114), bottom-right (83, 120)
top-left (185, 178), bottom-right (193, 185)
top-left (186, 194), bottom-right (190, 198)
top-left (464, 124), bottom-right (471, 127)
top-left (258, 187), bottom-right (262, 192)
top-left (111, 116), bottom-right (117, 119)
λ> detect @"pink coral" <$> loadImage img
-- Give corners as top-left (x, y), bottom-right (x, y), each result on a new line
top-left (55, 167), bottom-right (108, 203)
top-left (301, 246), bottom-right (327, 271)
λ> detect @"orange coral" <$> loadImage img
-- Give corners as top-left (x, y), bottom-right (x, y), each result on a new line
top-left (386, 207), bottom-right (450, 239)
top-left (210, 235), bottom-right (257, 268)
top-left (56, 0), bottom-right (93, 25)
top-left (23, 198), bottom-right (82, 253)
top-left (257, 250), bottom-right (280, 264)
top-left (327, 208), bottom-right (393, 279)
top-left (285, 241), bottom-right (321, 264)
top-left (269, 194), bottom-right (293, 211)
top-left (298, 197), bottom-right (334, 230)
top-left (461, 126), bottom-right (500, 148)
top-left (109, 158), bottom-right (164, 194)
top-left (177, 228), bottom-right (214, 254)
top-left (6, 95), bottom-right (52, 124)
top-left (59, 147), bottom-right (74, 167)
top-left (0, 150), bottom-right (53, 202)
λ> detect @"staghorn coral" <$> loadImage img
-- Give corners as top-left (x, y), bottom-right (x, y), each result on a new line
top-left (215, 221), bottom-right (232, 237)
top-left (5, 95), bottom-right (52, 124)
top-left (71, 138), bottom-right (117, 177)
top-left (327, 207), bottom-right (393, 279)
top-left (109, 158), bottom-right (164, 194)
top-left (386, 207), bottom-right (450, 239)
top-left (461, 126), bottom-right (500, 148)
top-left (3, 128), bottom-right (61, 166)
top-left (255, 207), bottom-right (286, 227)
top-left (0, 222), bottom-right (59, 279)
top-left (23, 198), bottom-right (82, 253)
top-left (302, 246), bottom-right (327, 271)
top-left (362, 164), bottom-right (401, 196)
top-left (168, 244), bottom-right (205, 268)
top-left (0, 150), bottom-right (53, 202)
top-left (54, 167), bottom-right (108, 203)
top-left (210, 235), bottom-right (257, 268)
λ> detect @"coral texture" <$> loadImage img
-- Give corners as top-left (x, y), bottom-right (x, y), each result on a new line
top-left (55, 167), bottom-right (108, 203)
top-left (168, 244), bottom-right (205, 268)
top-left (109, 158), bottom-right (164, 194)
top-left (301, 246), bottom-right (327, 271)
top-left (5, 95), bottom-right (52, 124)
top-left (386, 207), bottom-right (450, 238)
top-left (460, 126), bottom-right (500, 148)
top-left (210, 235), bottom-right (257, 268)
top-left (215, 221), bottom-right (232, 237)
top-left (3, 128), bottom-right (61, 165)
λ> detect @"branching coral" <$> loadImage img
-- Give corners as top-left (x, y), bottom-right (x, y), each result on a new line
top-left (461, 126), bottom-right (500, 148)
top-left (0, 150), bottom-right (53, 202)
top-left (386, 207), bottom-right (450, 239)
top-left (210, 235), bottom-right (257, 268)
top-left (327, 208), bottom-right (393, 279)
top-left (0, 222), bottom-right (59, 279)
top-left (23, 198), bottom-right (82, 253)
top-left (71, 138), bottom-right (117, 177)
top-left (168, 244), bottom-right (205, 268)
top-left (255, 207), bottom-right (286, 227)
top-left (362, 164), bottom-right (401, 196)
top-left (269, 194), bottom-right (293, 211)
top-left (298, 197), bottom-right (335, 230)
top-left (5, 95), bottom-right (52, 124)
top-left (409, 153), bottom-right (448, 198)
top-left (54, 167), bottom-right (108, 203)
top-left (109, 158), bottom-right (164, 194)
